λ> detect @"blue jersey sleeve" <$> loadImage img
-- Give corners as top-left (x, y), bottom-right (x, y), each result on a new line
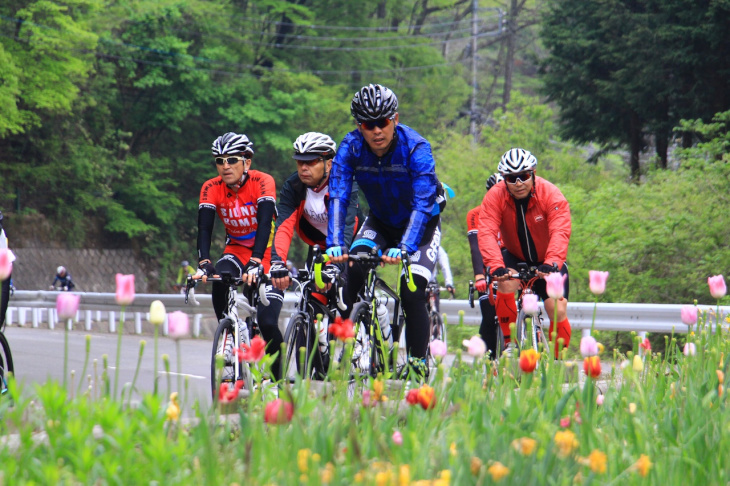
top-left (327, 134), bottom-right (356, 247)
top-left (399, 139), bottom-right (438, 253)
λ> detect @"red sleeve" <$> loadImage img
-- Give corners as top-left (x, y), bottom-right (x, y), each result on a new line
top-left (273, 205), bottom-right (301, 262)
top-left (199, 178), bottom-right (222, 208)
top-left (478, 189), bottom-right (506, 272)
top-left (253, 171), bottom-right (276, 203)
top-left (466, 207), bottom-right (480, 233)
top-left (542, 183), bottom-right (571, 268)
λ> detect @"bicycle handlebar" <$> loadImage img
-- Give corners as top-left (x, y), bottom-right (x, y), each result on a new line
top-left (468, 280), bottom-right (475, 308)
top-left (310, 245), bottom-right (347, 312)
top-left (184, 266), bottom-right (271, 306)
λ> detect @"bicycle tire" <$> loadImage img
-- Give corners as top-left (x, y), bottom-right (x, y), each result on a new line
top-left (535, 315), bottom-right (551, 357)
top-left (427, 311), bottom-right (444, 366)
top-left (515, 309), bottom-right (529, 352)
top-left (211, 318), bottom-right (252, 400)
top-left (494, 321), bottom-right (505, 358)
top-left (350, 302), bottom-right (385, 378)
top-left (0, 331), bottom-right (13, 394)
top-left (284, 313), bottom-right (327, 380)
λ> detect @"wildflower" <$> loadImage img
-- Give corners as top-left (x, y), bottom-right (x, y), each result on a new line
top-left (167, 311), bottom-right (190, 338)
top-left (681, 305), bottom-right (698, 326)
top-left (683, 343), bottom-right (696, 356)
top-left (587, 450), bottom-right (607, 474)
top-left (328, 316), bottom-right (355, 341)
top-left (165, 392), bottom-right (180, 422)
top-left (583, 356), bottom-right (601, 379)
top-left (554, 429), bottom-right (579, 457)
top-left (487, 461), bottom-right (509, 482)
top-left (470, 457), bottom-right (483, 476)
top-left (462, 336), bottom-right (487, 356)
top-left (633, 454), bottom-right (652, 477)
top-left (429, 339), bottom-right (447, 358)
top-left (639, 338), bottom-right (651, 352)
top-left (629, 403), bottom-right (637, 414)
top-left (588, 270), bottom-right (609, 295)
top-left (450, 442), bottom-right (457, 456)
top-left (218, 381), bottom-right (244, 404)
top-left (632, 355), bottom-right (644, 372)
top-left (321, 462), bottom-right (334, 484)
top-left (708, 275), bottom-right (727, 299)
top-left (392, 430), bottom-right (403, 445)
top-left (115, 273), bottom-right (135, 305)
top-left (579, 336), bottom-right (598, 357)
top-left (297, 448), bottom-right (311, 473)
top-left (522, 293), bottom-right (540, 315)
top-left (519, 349), bottom-right (540, 373)
top-left (435, 469), bottom-right (451, 486)
top-left (149, 300), bottom-right (166, 326)
top-left (417, 384), bottom-right (436, 410)
top-left (596, 394), bottom-right (605, 406)
top-left (264, 399), bottom-right (294, 424)
top-left (235, 335), bottom-right (266, 362)
top-left (0, 248), bottom-right (14, 280)
top-left (511, 437), bottom-right (537, 456)
top-left (56, 293), bottom-right (80, 320)
top-left (573, 403), bottom-right (582, 425)
top-left (560, 416), bottom-right (571, 428)
top-left (545, 272), bottom-right (567, 299)
top-left (398, 465), bottom-right (410, 485)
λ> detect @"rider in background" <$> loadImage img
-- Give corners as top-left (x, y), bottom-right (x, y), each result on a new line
top-left (0, 211), bottom-right (15, 328)
top-left (270, 132), bottom-right (361, 294)
top-left (478, 149), bottom-right (572, 358)
top-left (427, 246), bottom-right (455, 312)
top-left (50, 266), bottom-right (75, 291)
top-left (467, 173), bottom-right (502, 358)
top-left (175, 260), bottom-right (195, 292)
top-left (326, 84), bottom-right (445, 379)
top-left (196, 132), bottom-right (284, 380)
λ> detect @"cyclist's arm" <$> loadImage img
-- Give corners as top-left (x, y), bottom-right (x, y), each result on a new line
top-left (477, 189), bottom-right (506, 273)
top-left (342, 182), bottom-right (360, 249)
top-left (271, 174), bottom-right (301, 263)
top-left (197, 205), bottom-right (216, 262)
top-left (466, 207), bottom-right (486, 277)
top-left (327, 138), bottom-right (355, 248)
top-left (400, 141), bottom-right (438, 254)
top-left (437, 246), bottom-right (454, 287)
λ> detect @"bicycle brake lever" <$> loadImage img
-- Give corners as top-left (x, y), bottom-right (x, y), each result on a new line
top-left (337, 285), bottom-right (347, 312)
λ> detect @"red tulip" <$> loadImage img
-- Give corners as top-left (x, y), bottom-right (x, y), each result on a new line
top-left (235, 335), bottom-right (267, 363)
top-left (405, 388), bottom-right (420, 406)
top-left (519, 349), bottom-right (539, 373)
top-left (264, 399), bottom-right (294, 424)
top-left (218, 380), bottom-right (244, 404)
top-left (583, 356), bottom-right (601, 379)
top-left (417, 385), bottom-right (436, 410)
top-left (328, 316), bottom-right (355, 341)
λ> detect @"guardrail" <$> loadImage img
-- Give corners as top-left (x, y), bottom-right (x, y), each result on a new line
top-left (5, 290), bottom-right (727, 338)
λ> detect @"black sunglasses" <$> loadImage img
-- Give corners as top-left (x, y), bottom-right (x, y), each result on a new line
top-left (358, 117), bottom-right (393, 131)
top-left (214, 156), bottom-right (246, 166)
top-left (504, 172), bottom-right (534, 184)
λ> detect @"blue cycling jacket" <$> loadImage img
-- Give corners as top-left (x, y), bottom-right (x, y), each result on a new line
top-left (327, 124), bottom-right (439, 254)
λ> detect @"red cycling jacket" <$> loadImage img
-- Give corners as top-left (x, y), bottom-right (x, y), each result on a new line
top-left (466, 206), bottom-right (503, 277)
top-left (478, 176), bottom-right (571, 272)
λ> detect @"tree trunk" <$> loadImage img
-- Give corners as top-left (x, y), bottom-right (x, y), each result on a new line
top-left (629, 112), bottom-right (643, 180)
top-left (502, 0), bottom-right (518, 109)
top-left (655, 131), bottom-right (668, 169)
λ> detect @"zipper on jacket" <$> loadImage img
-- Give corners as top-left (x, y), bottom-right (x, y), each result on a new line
top-left (519, 204), bottom-right (535, 262)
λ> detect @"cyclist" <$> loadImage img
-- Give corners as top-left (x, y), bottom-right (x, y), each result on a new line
top-left (174, 260), bottom-right (195, 293)
top-left (269, 132), bottom-right (361, 295)
top-left (196, 132), bottom-right (285, 380)
top-left (426, 246), bottom-right (455, 312)
top-left (479, 148), bottom-right (572, 358)
top-left (0, 211), bottom-right (15, 328)
top-left (50, 266), bottom-right (75, 291)
top-left (467, 173), bottom-right (502, 358)
top-left (326, 84), bottom-right (445, 379)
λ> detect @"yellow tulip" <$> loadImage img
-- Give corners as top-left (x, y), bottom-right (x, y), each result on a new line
top-left (632, 354), bottom-right (644, 372)
top-left (487, 462), bottom-right (509, 482)
top-left (149, 300), bottom-right (166, 326)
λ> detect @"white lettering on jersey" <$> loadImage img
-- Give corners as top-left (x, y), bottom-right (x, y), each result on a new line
top-left (303, 188), bottom-right (329, 235)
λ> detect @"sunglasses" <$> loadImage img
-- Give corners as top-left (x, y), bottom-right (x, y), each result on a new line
top-left (214, 156), bottom-right (246, 166)
top-left (358, 117), bottom-right (393, 131)
top-left (296, 157), bottom-right (325, 166)
top-left (504, 172), bottom-right (533, 184)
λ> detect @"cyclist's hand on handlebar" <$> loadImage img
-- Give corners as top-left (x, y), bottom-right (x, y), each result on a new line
top-left (198, 259), bottom-right (217, 283)
top-left (537, 263), bottom-right (558, 277)
top-left (270, 260), bottom-right (291, 291)
top-left (446, 284), bottom-right (456, 299)
top-left (491, 267), bottom-right (510, 281)
top-left (381, 247), bottom-right (402, 265)
top-left (474, 277), bottom-right (487, 293)
top-left (242, 259), bottom-right (262, 285)
top-left (316, 265), bottom-right (339, 291)
top-left (326, 246), bottom-right (348, 264)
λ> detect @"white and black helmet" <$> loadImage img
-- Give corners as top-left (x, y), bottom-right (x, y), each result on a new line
top-left (57, 266), bottom-right (66, 274)
top-left (292, 132), bottom-right (336, 161)
top-left (485, 173), bottom-right (504, 191)
top-left (211, 132), bottom-right (254, 157)
top-left (498, 148), bottom-right (537, 174)
top-left (350, 84), bottom-right (398, 122)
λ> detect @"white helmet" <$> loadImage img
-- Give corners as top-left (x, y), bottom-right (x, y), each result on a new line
top-left (498, 148), bottom-right (537, 174)
top-left (211, 132), bottom-right (254, 157)
top-left (485, 173), bottom-right (504, 191)
top-left (57, 266), bottom-right (66, 274)
top-left (292, 132), bottom-right (336, 160)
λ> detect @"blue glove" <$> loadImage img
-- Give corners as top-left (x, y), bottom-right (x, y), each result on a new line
top-left (385, 248), bottom-right (402, 259)
top-left (326, 246), bottom-right (345, 258)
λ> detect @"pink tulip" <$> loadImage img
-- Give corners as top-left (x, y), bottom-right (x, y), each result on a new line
top-left (708, 275), bottom-right (727, 300)
top-left (462, 336), bottom-right (486, 357)
top-left (264, 399), bottom-right (294, 424)
top-left (596, 394), bottom-right (605, 406)
top-left (680, 305), bottom-right (698, 326)
top-left (392, 430), bottom-right (403, 446)
top-left (167, 311), bottom-right (190, 338)
top-left (56, 293), bottom-right (80, 320)
top-left (522, 293), bottom-right (540, 315)
top-left (579, 336), bottom-right (598, 357)
top-left (115, 273), bottom-right (135, 306)
top-left (544, 272), bottom-right (566, 300)
top-left (0, 248), bottom-right (13, 280)
top-left (429, 339), bottom-right (447, 358)
top-left (683, 343), bottom-right (696, 356)
top-left (588, 270), bottom-right (609, 295)
top-left (559, 416), bottom-right (571, 428)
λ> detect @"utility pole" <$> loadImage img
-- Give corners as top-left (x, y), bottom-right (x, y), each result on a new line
top-left (470, 0), bottom-right (478, 145)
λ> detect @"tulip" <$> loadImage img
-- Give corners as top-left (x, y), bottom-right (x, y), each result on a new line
top-left (487, 462), bottom-right (510, 482)
top-left (522, 293), bottom-right (540, 315)
top-left (583, 356), bottom-right (601, 378)
top-left (683, 343), bottom-right (696, 356)
top-left (328, 316), bottom-right (355, 341)
top-left (588, 270), bottom-right (609, 295)
top-left (235, 335), bottom-right (266, 363)
top-left (392, 430), bottom-right (403, 446)
top-left (115, 273), bottom-right (135, 306)
top-left (167, 311), bottom-right (190, 338)
top-left (405, 388), bottom-right (420, 406)
top-left (165, 392), bottom-right (180, 422)
top-left (544, 272), bottom-right (566, 300)
top-left (554, 429), bottom-right (579, 457)
top-left (462, 336), bottom-right (486, 356)
top-left (708, 275), bottom-right (727, 299)
top-left (632, 354), bottom-right (644, 372)
top-left (519, 349), bottom-right (540, 373)
top-left (429, 339), bottom-right (447, 358)
top-left (633, 454), bottom-right (652, 477)
top-left (580, 336), bottom-right (599, 357)
top-left (639, 338), bottom-right (651, 352)
top-left (0, 248), bottom-right (14, 280)
top-left (218, 381), bottom-right (243, 404)
top-left (596, 394), bottom-right (605, 406)
top-left (680, 305), bottom-right (698, 326)
top-left (149, 300), bottom-right (166, 326)
top-left (417, 384), bottom-right (436, 410)
top-left (56, 293), bottom-right (80, 320)
top-left (560, 416), bottom-right (571, 428)
top-left (361, 389), bottom-right (374, 408)
top-left (264, 398), bottom-right (294, 424)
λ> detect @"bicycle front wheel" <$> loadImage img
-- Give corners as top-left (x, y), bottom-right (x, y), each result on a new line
top-left (0, 332), bottom-right (13, 394)
top-left (284, 313), bottom-right (327, 381)
top-left (350, 302), bottom-right (384, 378)
top-left (427, 311), bottom-right (445, 366)
top-left (211, 318), bottom-right (252, 400)
top-left (515, 309), bottom-right (529, 352)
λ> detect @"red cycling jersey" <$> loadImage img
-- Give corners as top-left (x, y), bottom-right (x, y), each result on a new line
top-left (199, 169), bottom-right (276, 270)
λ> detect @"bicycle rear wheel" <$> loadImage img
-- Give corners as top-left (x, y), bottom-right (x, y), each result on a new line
top-left (211, 318), bottom-right (252, 400)
top-left (0, 332), bottom-right (13, 395)
top-left (284, 313), bottom-right (327, 380)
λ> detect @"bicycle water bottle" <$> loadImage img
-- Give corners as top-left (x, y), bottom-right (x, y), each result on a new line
top-left (315, 316), bottom-right (329, 354)
top-left (377, 303), bottom-right (393, 350)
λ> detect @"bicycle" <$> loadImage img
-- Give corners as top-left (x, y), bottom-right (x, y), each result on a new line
top-left (185, 267), bottom-right (270, 400)
top-left (468, 278), bottom-right (504, 358)
top-left (0, 323), bottom-right (13, 396)
top-left (283, 246), bottom-right (347, 381)
top-left (425, 283), bottom-right (447, 362)
top-left (330, 246), bottom-right (414, 380)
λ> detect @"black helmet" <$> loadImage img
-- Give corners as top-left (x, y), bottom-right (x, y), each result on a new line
top-left (350, 84), bottom-right (398, 122)
top-left (211, 132), bottom-right (254, 157)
